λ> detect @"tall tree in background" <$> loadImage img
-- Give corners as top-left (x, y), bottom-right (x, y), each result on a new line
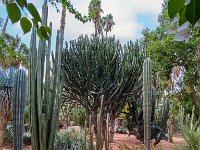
top-left (142, 1), bottom-right (200, 111)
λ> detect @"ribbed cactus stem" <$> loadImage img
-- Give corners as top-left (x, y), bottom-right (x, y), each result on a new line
top-left (96, 113), bottom-right (101, 150)
top-left (84, 119), bottom-right (87, 150)
top-left (89, 115), bottom-right (93, 150)
top-left (143, 58), bottom-right (152, 150)
top-left (190, 105), bottom-right (195, 130)
top-left (13, 69), bottom-right (27, 150)
top-left (105, 113), bottom-right (110, 150)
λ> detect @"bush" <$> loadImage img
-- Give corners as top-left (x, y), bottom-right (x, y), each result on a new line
top-left (71, 106), bottom-right (86, 127)
top-left (179, 125), bottom-right (200, 150)
top-left (54, 128), bottom-right (89, 150)
top-left (4, 123), bottom-right (13, 144)
top-left (4, 123), bottom-right (31, 145)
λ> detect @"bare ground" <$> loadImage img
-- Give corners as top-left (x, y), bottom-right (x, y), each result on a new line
top-left (3, 132), bottom-right (185, 150)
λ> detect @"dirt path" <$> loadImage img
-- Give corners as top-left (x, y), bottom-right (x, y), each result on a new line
top-left (3, 133), bottom-right (185, 150)
top-left (110, 133), bottom-right (186, 150)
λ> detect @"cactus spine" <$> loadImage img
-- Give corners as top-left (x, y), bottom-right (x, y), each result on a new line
top-left (143, 58), bottom-right (152, 150)
top-left (12, 69), bottom-right (27, 150)
top-left (29, 0), bottom-right (62, 149)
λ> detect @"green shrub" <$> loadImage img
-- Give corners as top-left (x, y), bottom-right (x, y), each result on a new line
top-left (4, 123), bottom-right (31, 145)
top-left (23, 132), bottom-right (31, 145)
top-left (71, 106), bottom-right (86, 127)
top-left (4, 123), bottom-right (13, 144)
top-left (179, 125), bottom-right (200, 150)
top-left (54, 128), bottom-right (88, 150)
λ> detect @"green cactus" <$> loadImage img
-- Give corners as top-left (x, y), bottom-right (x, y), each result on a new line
top-left (143, 58), bottom-right (152, 150)
top-left (29, 0), bottom-right (62, 149)
top-left (12, 69), bottom-right (27, 150)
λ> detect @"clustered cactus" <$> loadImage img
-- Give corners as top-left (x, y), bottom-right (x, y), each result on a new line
top-left (28, 0), bottom-right (62, 149)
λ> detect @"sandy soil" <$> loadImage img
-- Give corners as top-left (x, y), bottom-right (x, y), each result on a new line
top-left (3, 133), bottom-right (185, 150)
top-left (110, 133), bottom-right (186, 150)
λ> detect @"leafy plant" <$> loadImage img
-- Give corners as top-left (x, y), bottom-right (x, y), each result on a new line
top-left (167, 0), bottom-right (200, 42)
top-left (180, 125), bottom-right (200, 150)
top-left (54, 129), bottom-right (88, 150)
top-left (168, 0), bottom-right (200, 26)
top-left (0, 67), bottom-right (16, 149)
top-left (71, 106), bottom-right (86, 128)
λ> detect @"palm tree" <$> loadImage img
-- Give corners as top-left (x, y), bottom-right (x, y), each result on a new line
top-left (88, 0), bottom-right (103, 36)
top-left (60, 4), bottom-right (66, 49)
top-left (0, 67), bottom-right (16, 150)
top-left (102, 14), bottom-right (115, 36)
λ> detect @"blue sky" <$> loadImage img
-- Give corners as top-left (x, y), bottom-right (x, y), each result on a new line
top-left (0, 0), bottom-right (163, 47)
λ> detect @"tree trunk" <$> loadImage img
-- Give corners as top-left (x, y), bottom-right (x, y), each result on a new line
top-left (109, 116), bottom-right (115, 143)
top-left (189, 81), bottom-right (200, 110)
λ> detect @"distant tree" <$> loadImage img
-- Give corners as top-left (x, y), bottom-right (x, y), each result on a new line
top-left (142, 2), bottom-right (200, 111)
top-left (0, 33), bottom-right (29, 68)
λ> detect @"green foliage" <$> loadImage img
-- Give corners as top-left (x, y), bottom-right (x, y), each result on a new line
top-left (54, 129), bottom-right (88, 150)
top-left (4, 123), bottom-right (31, 145)
top-left (0, 33), bottom-right (29, 68)
top-left (185, 0), bottom-right (200, 26)
top-left (6, 3), bottom-right (21, 24)
top-left (168, 0), bottom-right (200, 26)
top-left (62, 35), bottom-right (144, 125)
top-left (71, 106), bottom-right (86, 127)
top-left (24, 105), bottom-right (30, 124)
top-left (4, 123), bottom-right (13, 145)
top-left (168, 0), bottom-right (185, 19)
top-left (179, 123), bottom-right (200, 150)
top-left (27, 3), bottom-right (42, 23)
top-left (20, 17), bottom-right (32, 34)
top-left (4, 0), bottom-right (50, 39)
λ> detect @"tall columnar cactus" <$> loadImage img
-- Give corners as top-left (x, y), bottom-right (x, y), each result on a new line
top-left (12, 69), bottom-right (27, 150)
top-left (143, 58), bottom-right (152, 150)
top-left (29, 0), bottom-right (62, 150)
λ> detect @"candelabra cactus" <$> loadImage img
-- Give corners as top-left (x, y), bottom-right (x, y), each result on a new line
top-left (143, 58), bottom-right (152, 150)
top-left (12, 69), bottom-right (27, 150)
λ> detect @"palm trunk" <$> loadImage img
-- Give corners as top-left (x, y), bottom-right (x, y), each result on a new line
top-left (60, 6), bottom-right (66, 49)
top-left (109, 116), bottom-right (115, 143)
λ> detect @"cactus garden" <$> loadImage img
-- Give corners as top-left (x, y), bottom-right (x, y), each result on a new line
top-left (0, 0), bottom-right (200, 150)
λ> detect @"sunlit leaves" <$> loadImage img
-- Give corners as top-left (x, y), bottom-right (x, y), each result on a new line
top-left (168, 0), bottom-right (185, 19)
top-left (20, 17), bottom-right (32, 34)
top-left (168, 0), bottom-right (200, 26)
top-left (6, 3), bottom-right (21, 24)
top-left (16, 0), bottom-right (27, 8)
top-left (27, 3), bottom-right (42, 23)
top-left (185, 0), bottom-right (200, 25)
top-left (179, 6), bottom-right (187, 26)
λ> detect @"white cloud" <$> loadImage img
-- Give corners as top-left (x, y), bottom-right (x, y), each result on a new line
top-left (13, 0), bottom-right (163, 45)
